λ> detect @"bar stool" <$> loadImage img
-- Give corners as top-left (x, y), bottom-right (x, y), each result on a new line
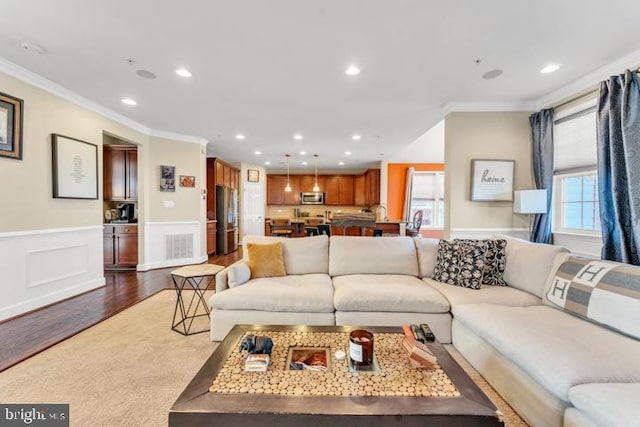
top-left (270, 218), bottom-right (294, 237)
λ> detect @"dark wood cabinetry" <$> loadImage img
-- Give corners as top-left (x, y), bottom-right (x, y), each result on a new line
top-left (103, 145), bottom-right (137, 201)
top-left (104, 224), bottom-right (138, 269)
top-left (206, 220), bottom-right (217, 255)
top-left (267, 172), bottom-right (378, 206)
top-left (206, 158), bottom-right (239, 255)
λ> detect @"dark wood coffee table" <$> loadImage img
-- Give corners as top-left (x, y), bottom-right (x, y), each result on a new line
top-left (169, 325), bottom-right (502, 426)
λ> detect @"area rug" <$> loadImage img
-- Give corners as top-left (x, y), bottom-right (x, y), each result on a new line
top-left (0, 291), bottom-right (526, 426)
top-left (0, 290), bottom-right (216, 427)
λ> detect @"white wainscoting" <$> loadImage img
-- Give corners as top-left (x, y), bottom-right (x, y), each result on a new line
top-left (449, 228), bottom-right (529, 240)
top-left (552, 232), bottom-right (602, 258)
top-left (139, 221), bottom-right (207, 271)
top-left (0, 226), bottom-right (105, 321)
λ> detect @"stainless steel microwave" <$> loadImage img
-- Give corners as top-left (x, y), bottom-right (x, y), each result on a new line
top-left (300, 192), bottom-right (325, 205)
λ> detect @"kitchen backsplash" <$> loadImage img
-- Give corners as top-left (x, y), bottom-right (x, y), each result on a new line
top-left (266, 205), bottom-right (381, 220)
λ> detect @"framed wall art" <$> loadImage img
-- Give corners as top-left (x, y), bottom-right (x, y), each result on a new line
top-left (0, 91), bottom-right (24, 160)
top-left (248, 169), bottom-right (260, 183)
top-left (470, 159), bottom-right (515, 202)
top-left (179, 175), bottom-right (196, 187)
top-left (160, 165), bottom-right (176, 192)
top-left (52, 134), bottom-right (98, 199)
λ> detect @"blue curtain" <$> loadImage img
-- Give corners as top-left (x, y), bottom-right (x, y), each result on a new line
top-left (597, 70), bottom-right (640, 265)
top-left (529, 109), bottom-right (554, 243)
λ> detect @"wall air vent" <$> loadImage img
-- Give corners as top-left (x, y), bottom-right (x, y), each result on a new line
top-left (164, 234), bottom-right (194, 260)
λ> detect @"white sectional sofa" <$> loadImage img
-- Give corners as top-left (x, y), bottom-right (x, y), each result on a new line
top-left (209, 234), bottom-right (640, 427)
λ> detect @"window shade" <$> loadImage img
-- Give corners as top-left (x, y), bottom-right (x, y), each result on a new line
top-left (554, 110), bottom-right (597, 173)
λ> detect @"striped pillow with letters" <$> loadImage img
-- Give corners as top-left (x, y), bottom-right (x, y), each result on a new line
top-left (546, 256), bottom-right (640, 340)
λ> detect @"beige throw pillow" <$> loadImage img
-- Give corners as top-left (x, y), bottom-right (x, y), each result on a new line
top-left (247, 242), bottom-right (286, 279)
top-left (228, 261), bottom-right (251, 288)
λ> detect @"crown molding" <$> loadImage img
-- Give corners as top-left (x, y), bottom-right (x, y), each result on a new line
top-left (0, 57), bottom-right (209, 146)
top-left (535, 49), bottom-right (640, 109)
top-left (443, 101), bottom-right (536, 115)
top-left (148, 129), bottom-right (208, 146)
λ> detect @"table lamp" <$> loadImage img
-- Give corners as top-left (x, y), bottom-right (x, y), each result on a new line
top-left (513, 189), bottom-right (548, 240)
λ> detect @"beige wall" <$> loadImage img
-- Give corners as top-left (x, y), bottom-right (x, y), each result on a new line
top-left (0, 71), bottom-right (148, 233)
top-left (145, 136), bottom-right (205, 222)
top-left (444, 111), bottom-right (534, 236)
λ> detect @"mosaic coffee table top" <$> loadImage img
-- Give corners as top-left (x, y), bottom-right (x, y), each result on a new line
top-left (170, 325), bottom-right (502, 427)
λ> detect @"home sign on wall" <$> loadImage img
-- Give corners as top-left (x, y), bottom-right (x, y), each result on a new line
top-left (470, 159), bottom-right (515, 202)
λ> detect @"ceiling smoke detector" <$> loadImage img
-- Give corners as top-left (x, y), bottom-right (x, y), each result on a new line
top-left (21, 41), bottom-right (46, 54)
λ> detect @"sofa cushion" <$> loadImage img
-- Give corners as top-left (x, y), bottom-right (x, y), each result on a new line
top-left (210, 274), bottom-right (334, 312)
top-left (333, 274), bottom-right (450, 313)
top-left (545, 254), bottom-right (640, 340)
top-left (496, 234), bottom-right (569, 298)
top-left (452, 304), bottom-right (640, 402)
top-left (329, 236), bottom-right (419, 277)
top-left (243, 235), bottom-right (329, 275)
top-left (228, 261), bottom-right (251, 288)
top-left (247, 242), bottom-right (286, 278)
top-left (414, 237), bottom-right (439, 278)
top-left (478, 239), bottom-right (507, 286)
top-left (568, 383), bottom-right (640, 427)
top-left (424, 278), bottom-right (541, 307)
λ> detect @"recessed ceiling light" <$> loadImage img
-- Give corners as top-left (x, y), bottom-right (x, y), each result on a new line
top-left (293, 134), bottom-right (303, 140)
top-left (299, 151), bottom-right (306, 155)
top-left (235, 134), bottom-right (245, 140)
top-left (136, 69), bottom-right (157, 79)
top-left (352, 134), bottom-right (361, 140)
top-left (254, 150), bottom-right (261, 155)
top-left (345, 65), bottom-right (360, 76)
top-left (301, 161), bottom-right (308, 165)
top-left (338, 161), bottom-right (345, 166)
top-left (344, 151), bottom-right (352, 156)
top-left (265, 161), bottom-right (271, 165)
top-left (540, 64), bottom-right (560, 74)
top-left (175, 68), bottom-right (192, 78)
top-left (482, 69), bottom-right (503, 80)
top-left (121, 98), bottom-right (137, 106)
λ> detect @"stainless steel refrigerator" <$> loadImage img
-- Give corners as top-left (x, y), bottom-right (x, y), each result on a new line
top-left (216, 186), bottom-right (238, 254)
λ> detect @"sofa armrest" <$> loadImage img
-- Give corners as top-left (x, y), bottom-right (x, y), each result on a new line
top-left (215, 260), bottom-right (245, 292)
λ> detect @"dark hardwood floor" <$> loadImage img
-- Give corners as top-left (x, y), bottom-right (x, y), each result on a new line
top-left (0, 250), bottom-right (242, 372)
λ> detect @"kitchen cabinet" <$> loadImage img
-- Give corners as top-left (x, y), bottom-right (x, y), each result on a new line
top-left (267, 175), bottom-right (301, 205)
top-left (103, 145), bottom-right (137, 201)
top-left (300, 175), bottom-right (326, 193)
top-left (325, 175), bottom-right (354, 205)
top-left (364, 168), bottom-right (381, 205)
top-left (104, 224), bottom-right (138, 269)
top-left (354, 175), bottom-right (366, 206)
top-left (206, 158), bottom-right (240, 220)
top-left (207, 220), bottom-right (217, 255)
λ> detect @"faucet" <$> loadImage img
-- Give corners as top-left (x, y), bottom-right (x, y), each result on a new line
top-left (376, 205), bottom-right (388, 222)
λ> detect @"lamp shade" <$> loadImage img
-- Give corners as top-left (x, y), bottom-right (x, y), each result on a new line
top-left (513, 190), bottom-right (547, 214)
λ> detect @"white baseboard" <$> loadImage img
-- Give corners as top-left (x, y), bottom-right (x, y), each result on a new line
top-left (0, 226), bottom-right (105, 321)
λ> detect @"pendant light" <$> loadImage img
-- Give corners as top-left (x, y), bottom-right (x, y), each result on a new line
top-left (312, 154), bottom-right (320, 192)
top-left (284, 154), bottom-right (292, 192)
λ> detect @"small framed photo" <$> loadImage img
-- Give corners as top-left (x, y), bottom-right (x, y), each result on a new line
top-left (179, 175), bottom-right (196, 187)
top-left (0, 91), bottom-right (24, 160)
top-left (52, 134), bottom-right (98, 199)
top-left (160, 165), bottom-right (175, 192)
top-left (470, 159), bottom-right (515, 202)
top-left (248, 169), bottom-right (260, 183)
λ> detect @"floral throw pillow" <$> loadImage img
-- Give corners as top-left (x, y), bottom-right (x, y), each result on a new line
top-left (481, 239), bottom-right (507, 286)
top-left (433, 240), bottom-right (485, 289)
top-left (432, 240), bottom-right (459, 286)
top-left (454, 239), bottom-right (507, 287)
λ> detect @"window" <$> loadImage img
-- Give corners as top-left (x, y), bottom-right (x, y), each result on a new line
top-left (409, 172), bottom-right (444, 229)
top-left (553, 100), bottom-right (601, 234)
top-left (556, 172), bottom-right (600, 232)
